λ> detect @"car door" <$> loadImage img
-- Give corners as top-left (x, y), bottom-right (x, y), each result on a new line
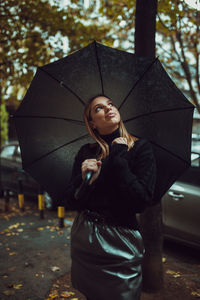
top-left (0, 144), bottom-right (20, 193)
top-left (14, 145), bottom-right (39, 197)
top-left (162, 153), bottom-right (200, 247)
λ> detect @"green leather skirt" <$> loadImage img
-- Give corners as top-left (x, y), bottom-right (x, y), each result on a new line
top-left (71, 211), bottom-right (145, 300)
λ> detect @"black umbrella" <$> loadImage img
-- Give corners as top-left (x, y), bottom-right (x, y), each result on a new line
top-left (14, 41), bottom-right (194, 204)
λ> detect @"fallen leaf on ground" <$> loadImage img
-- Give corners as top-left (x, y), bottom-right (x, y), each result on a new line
top-left (3, 290), bottom-right (15, 296)
top-left (60, 291), bottom-right (75, 297)
top-left (37, 227), bottom-right (44, 231)
top-left (13, 284), bottom-right (23, 289)
top-left (191, 290), bottom-right (200, 297)
top-left (166, 269), bottom-right (181, 278)
top-left (8, 267), bottom-right (16, 272)
top-left (51, 266), bottom-right (60, 272)
top-left (46, 290), bottom-right (59, 299)
top-left (9, 252), bottom-right (17, 256)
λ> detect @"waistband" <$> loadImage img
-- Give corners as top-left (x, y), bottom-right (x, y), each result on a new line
top-left (83, 209), bottom-right (139, 229)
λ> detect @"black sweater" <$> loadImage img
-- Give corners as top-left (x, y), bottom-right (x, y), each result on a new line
top-left (64, 129), bottom-right (157, 229)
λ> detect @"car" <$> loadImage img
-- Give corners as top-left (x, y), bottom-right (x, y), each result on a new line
top-left (0, 142), bottom-right (53, 209)
top-left (162, 152), bottom-right (200, 249)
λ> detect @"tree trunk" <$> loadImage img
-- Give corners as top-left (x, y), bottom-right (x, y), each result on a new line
top-left (135, 0), bottom-right (157, 57)
top-left (134, 0), bottom-right (164, 292)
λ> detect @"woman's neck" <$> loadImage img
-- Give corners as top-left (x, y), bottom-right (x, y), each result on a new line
top-left (99, 127), bottom-right (120, 145)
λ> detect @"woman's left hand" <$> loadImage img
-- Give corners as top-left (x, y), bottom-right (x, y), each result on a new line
top-left (112, 137), bottom-right (128, 145)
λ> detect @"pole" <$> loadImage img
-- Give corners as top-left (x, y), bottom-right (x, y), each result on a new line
top-left (58, 206), bottom-right (65, 228)
top-left (18, 179), bottom-right (25, 211)
top-left (38, 186), bottom-right (45, 219)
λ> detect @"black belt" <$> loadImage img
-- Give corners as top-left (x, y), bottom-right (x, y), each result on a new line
top-left (83, 209), bottom-right (139, 230)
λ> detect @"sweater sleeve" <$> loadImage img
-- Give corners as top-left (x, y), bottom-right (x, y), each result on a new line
top-left (63, 145), bottom-right (95, 210)
top-left (108, 140), bottom-right (157, 212)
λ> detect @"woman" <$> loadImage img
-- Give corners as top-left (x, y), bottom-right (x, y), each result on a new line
top-left (65, 95), bottom-right (156, 300)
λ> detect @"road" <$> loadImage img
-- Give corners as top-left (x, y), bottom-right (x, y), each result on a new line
top-left (0, 196), bottom-right (200, 300)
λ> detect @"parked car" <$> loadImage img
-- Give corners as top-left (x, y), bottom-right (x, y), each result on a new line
top-left (0, 142), bottom-right (53, 209)
top-left (162, 152), bottom-right (200, 249)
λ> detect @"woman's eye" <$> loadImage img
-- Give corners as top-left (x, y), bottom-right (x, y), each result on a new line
top-left (109, 103), bottom-right (113, 107)
top-left (95, 106), bottom-right (102, 112)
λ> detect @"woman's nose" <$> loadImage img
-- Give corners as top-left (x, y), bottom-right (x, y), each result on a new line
top-left (105, 105), bottom-right (112, 112)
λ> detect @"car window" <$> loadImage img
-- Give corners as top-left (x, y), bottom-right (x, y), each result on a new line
top-left (15, 146), bottom-right (21, 157)
top-left (0, 145), bottom-right (16, 158)
top-left (191, 153), bottom-right (200, 167)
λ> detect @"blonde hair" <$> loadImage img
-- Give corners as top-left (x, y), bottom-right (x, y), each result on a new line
top-left (84, 96), bottom-right (138, 160)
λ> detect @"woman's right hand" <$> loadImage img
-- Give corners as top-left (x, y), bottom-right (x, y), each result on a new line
top-left (81, 159), bottom-right (102, 185)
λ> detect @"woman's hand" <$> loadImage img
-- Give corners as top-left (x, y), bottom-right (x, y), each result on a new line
top-left (81, 159), bottom-right (102, 185)
top-left (112, 137), bottom-right (128, 145)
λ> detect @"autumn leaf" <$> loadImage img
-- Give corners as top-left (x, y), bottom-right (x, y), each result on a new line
top-left (37, 227), bottom-right (44, 231)
top-left (191, 290), bottom-right (200, 297)
top-left (166, 269), bottom-right (181, 278)
top-left (51, 266), bottom-right (60, 272)
top-left (60, 291), bottom-right (75, 298)
top-left (9, 252), bottom-right (17, 256)
top-left (13, 284), bottom-right (23, 289)
top-left (3, 290), bottom-right (15, 296)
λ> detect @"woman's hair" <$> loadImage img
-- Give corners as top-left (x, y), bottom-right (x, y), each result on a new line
top-left (84, 95), bottom-right (138, 160)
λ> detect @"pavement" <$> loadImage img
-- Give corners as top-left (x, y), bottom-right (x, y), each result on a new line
top-left (0, 196), bottom-right (74, 300)
top-left (1, 196), bottom-right (200, 300)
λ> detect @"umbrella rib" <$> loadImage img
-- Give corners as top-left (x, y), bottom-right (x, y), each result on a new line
top-left (13, 115), bottom-right (85, 126)
top-left (123, 106), bottom-right (194, 123)
top-left (38, 67), bottom-right (86, 107)
top-left (94, 40), bottom-right (104, 95)
top-left (149, 140), bottom-right (191, 166)
top-left (119, 57), bottom-right (159, 111)
top-left (25, 133), bottom-right (89, 169)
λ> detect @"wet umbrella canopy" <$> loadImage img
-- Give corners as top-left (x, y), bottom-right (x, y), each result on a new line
top-left (14, 41), bottom-right (194, 204)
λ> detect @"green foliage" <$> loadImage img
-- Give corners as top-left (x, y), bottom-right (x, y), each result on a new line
top-left (157, 0), bottom-right (200, 110)
top-left (0, 0), bottom-right (199, 113)
top-left (0, 103), bottom-right (8, 146)
top-left (0, 0), bottom-right (114, 105)
top-left (98, 0), bottom-right (200, 110)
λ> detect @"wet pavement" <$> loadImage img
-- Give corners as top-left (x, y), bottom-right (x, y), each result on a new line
top-left (1, 196), bottom-right (200, 300)
top-left (0, 196), bottom-right (73, 300)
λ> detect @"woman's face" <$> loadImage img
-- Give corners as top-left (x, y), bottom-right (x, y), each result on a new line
top-left (89, 96), bottom-right (121, 135)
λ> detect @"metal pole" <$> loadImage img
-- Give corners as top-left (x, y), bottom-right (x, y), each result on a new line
top-left (58, 206), bottom-right (65, 228)
top-left (38, 186), bottom-right (45, 219)
top-left (18, 179), bottom-right (25, 211)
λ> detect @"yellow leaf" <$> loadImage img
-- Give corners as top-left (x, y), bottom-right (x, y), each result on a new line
top-left (166, 269), bottom-right (181, 277)
top-left (9, 252), bottom-right (16, 256)
top-left (162, 257), bottom-right (166, 263)
top-left (13, 284), bottom-right (23, 289)
top-left (191, 291), bottom-right (200, 297)
top-left (37, 227), bottom-right (44, 231)
top-left (3, 290), bottom-right (15, 296)
top-left (17, 229), bottom-right (23, 232)
top-left (60, 291), bottom-right (75, 297)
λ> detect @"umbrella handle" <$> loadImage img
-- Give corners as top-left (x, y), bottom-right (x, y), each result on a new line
top-left (74, 171), bottom-right (93, 200)
top-left (85, 171), bottom-right (93, 184)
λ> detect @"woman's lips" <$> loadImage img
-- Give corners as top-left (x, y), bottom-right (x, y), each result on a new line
top-left (106, 113), bottom-right (116, 118)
